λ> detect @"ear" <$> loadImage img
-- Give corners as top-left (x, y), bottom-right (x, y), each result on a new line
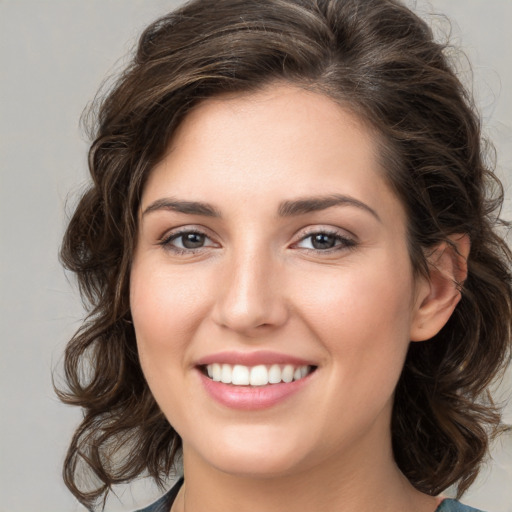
top-left (410, 234), bottom-right (470, 342)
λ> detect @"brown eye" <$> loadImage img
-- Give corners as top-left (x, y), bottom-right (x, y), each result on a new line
top-left (160, 230), bottom-right (216, 252)
top-left (311, 233), bottom-right (337, 250)
top-left (295, 230), bottom-right (357, 252)
top-left (180, 232), bottom-right (206, 249)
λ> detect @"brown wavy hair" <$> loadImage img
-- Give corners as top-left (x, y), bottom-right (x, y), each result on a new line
top-left (58, 0), bottom-right (512, 509)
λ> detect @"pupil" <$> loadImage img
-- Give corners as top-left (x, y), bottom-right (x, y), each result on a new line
top-left (312, 233), bottom-right (335, 250)
top-left (182, 233), bottom-right (205, 249)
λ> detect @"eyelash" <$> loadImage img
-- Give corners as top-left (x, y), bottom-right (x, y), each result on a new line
top-left (159, 229), bottom-right (216, 255)
top-left (293, 228), bottom-right (357, 253)
top-left (158, 227), bottom-right (357, 255)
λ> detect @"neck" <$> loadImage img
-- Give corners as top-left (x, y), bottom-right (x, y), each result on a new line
top-left (174, 426), bottom-right (438, 512)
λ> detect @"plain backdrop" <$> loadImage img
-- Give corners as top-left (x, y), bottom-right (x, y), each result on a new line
top-left (1, 1), bottom-right (511, 511)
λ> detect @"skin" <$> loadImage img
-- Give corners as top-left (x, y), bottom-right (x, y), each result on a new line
top-left (130, 84), bottom-right (466, 512)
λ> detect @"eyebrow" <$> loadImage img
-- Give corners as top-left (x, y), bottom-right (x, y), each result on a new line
top-left (142, 198), bottom-right (221, 217)
top-left (278, 194), bottom-right (381, 222)
top-left (142, 194), bottom-right (380, 222)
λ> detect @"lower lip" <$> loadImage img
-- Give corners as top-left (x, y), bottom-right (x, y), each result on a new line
top-left (198, 371), bottom-right (312, 410)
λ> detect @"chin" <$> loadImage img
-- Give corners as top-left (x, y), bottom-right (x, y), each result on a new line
top-left (185, 424), bottom-right (312, 478)
top-left (210, 450), bottom-right (305, 479)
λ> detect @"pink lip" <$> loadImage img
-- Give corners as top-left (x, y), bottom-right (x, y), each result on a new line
top-left (195, 350), bottom-right (314, 367)
top-left (198, 370), bottom-right (313, 410)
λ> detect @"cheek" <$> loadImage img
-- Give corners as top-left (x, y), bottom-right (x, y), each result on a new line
top-left (129, 260), bottom-right (211, 432)
top-left (129, 260), bottom-right (207, 378)
top-left (297, 252), bottom-right (415, 388)
top-left (300, 255), bottom-right (414, 338)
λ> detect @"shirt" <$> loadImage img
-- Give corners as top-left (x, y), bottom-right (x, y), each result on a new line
top-left (135, 478), bottom-right (485, 512)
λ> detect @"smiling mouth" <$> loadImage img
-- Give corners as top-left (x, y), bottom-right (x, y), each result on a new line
top-left (199, 363), bottom-right (316, 386)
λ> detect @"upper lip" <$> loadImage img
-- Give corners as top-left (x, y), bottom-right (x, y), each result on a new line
top-left (195, 350), bottom-right (316, 367)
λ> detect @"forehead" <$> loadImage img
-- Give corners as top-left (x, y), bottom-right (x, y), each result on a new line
top-left (168, 84), bottom-right (374, 165)
top-left (142, 84), bottom-right (403, 226)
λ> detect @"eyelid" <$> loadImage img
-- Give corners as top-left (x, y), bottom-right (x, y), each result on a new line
top-left (158, 225), bottom-right (220, 252)
top-left (295, 225), bottom-right (357, 240)
top-left (156, 224), bottom-right (357, 254)
top-left (291, 226), bottom-right (358, 251)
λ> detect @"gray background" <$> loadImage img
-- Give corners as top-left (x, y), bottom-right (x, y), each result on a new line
top-left (1, 1), bottom-right (511, 511)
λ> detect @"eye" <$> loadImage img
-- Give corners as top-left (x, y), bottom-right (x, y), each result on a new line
top-left (160, 229), bottom-right (217, 252)
top-left (175, 232), bottom-right (207, 249)
top-left (295, 230), bottom-right (356, 251)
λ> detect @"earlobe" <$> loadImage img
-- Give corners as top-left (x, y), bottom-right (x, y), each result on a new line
top-left (410, 234), bottom-right (470, 342)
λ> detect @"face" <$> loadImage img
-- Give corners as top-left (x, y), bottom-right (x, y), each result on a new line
top-left (130, 84), bottom-right (427, 479)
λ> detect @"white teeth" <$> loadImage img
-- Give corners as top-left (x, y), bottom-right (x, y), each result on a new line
top-left (220, 364), bottom-right (232, 384)
top-left (204, 363), bottom-right (312, 386)
top-left (212, 363), bottom-right (221, 382)
top-left (268, 364), bottom-right (282, 384)
top-left (282, 364), bottom-right (294, 383)
top-left (250, 365), bottom-right (268, 386)
top-left (231, 365), bottom-right (250, 385)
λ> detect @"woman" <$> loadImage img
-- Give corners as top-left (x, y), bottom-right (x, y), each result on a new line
top-left (59, 0), bottom-right (512, 511)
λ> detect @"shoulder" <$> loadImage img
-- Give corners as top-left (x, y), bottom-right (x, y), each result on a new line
top-left (437, 498), bottom-right (487, 512)
top-left (134, 477), bottom-right (184, 512)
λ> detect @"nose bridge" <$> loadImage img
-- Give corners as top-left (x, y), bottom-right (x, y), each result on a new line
top-left (213, 239), bottom-right (287, 334)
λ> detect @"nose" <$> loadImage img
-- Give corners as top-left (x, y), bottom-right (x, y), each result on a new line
top-left (211, 247), bottom-right (289, 336)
